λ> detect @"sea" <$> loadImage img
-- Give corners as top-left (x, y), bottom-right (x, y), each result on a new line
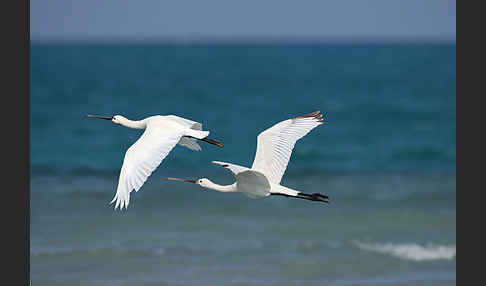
top-left (30, 42), bottom-right (456, 286)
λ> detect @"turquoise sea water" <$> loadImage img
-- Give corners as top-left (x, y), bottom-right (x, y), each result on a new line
top-left (30, 42), bottom-right (456, 286)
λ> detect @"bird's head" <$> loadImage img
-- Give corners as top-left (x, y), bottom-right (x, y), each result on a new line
top-left (112, 115), bottom-right (128, 125)
top-left (197, 178), bottom-right (212, 188)
top-left (167, 177), bottom-right (212, 189)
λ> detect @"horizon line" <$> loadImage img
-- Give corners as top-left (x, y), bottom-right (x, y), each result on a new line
top-left (30, 35), bottom-right (456, 45)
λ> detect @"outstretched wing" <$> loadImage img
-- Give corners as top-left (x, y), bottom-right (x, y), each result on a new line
top-left (211, 161), bottom-right (249, 178)
top-left (251, 111), bottom-right (324, 184)
top-left (111, 126), bottom-right (185, 209)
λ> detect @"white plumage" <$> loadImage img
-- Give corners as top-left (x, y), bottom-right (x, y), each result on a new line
top-left (86, 114), bottom-right (222, 209)
top-left (168, 111), bottom-right (329, 204)
top-left (251, 111), bottom-right (324, 184)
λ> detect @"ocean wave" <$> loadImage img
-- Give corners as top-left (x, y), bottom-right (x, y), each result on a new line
top-left (30, 244), bottom-right (208, 257)
top-left (353, 241), bottom-right (456, 261)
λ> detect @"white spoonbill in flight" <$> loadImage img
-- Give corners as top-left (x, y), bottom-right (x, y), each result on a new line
top-left (168, 111), bottom-right (329, 203)
top-left (85, 114), bottom-right (223, 210)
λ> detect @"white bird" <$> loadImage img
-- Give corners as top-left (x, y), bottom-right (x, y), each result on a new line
top-left (85, 114), bottom-right (223, 210)
top-left (168, 111), bottom-right (329, 203)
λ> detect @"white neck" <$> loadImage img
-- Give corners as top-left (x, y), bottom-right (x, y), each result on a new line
top-left (119, 118), bottom-right (146, 129)
top-left (204, 181), bottom-right (237, 193)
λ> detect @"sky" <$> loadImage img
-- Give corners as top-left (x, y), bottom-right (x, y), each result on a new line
top-left (31, 0), bottom-right (456, 42)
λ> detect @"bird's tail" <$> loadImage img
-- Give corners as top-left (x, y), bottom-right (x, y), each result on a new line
top-left (185, 129), bottom-right (210, 139)
top-left (184, 129), bottom-right (223, 148)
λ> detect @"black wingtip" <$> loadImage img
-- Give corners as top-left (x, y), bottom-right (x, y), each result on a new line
top-left (294, 110), bottom-right (324, 122)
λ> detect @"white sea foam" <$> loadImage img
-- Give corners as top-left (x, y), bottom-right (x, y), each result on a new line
top-left (354, 241), bottom-right (456, 261)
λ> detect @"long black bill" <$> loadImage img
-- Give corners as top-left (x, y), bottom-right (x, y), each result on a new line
top-left (167, 177), bottom-right (197, 183)
top-left (85, 114), bottom-right (113, 120)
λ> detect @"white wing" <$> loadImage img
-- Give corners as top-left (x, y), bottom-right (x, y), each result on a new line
top-left (165, 115), bottom-right (204, 151)
top-left (111, 126), bottom-right (185, 210)
top-left (165, 115), bottom-right (203, 130)
top-left (212, 161), bottom-right (249, 177)
top-left (251, 111), bottom-right (323, 184)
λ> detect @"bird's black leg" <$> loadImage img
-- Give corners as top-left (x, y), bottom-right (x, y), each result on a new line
top-left (184, 136), bottom-right (224, 148)
top-left (270, 192), bottom-right (329, 204)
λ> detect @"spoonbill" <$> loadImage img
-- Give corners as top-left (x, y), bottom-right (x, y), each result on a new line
top-left (85, 114), bottom-right (223, 210)
top-left (168, 111), bottom-right (329, 203)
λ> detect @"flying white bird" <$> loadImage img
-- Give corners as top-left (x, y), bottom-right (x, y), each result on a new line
top-left (168, 111), bottom-right (329, 203)
top-left (85, 114), bottom-right (223, 210)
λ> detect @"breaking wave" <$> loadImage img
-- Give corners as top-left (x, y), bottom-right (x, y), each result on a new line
top-left (354, 241), bottom-right (456, 261)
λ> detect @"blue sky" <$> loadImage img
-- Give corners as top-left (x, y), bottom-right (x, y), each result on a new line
top-left (31, 0), bottom-right (456, 41)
